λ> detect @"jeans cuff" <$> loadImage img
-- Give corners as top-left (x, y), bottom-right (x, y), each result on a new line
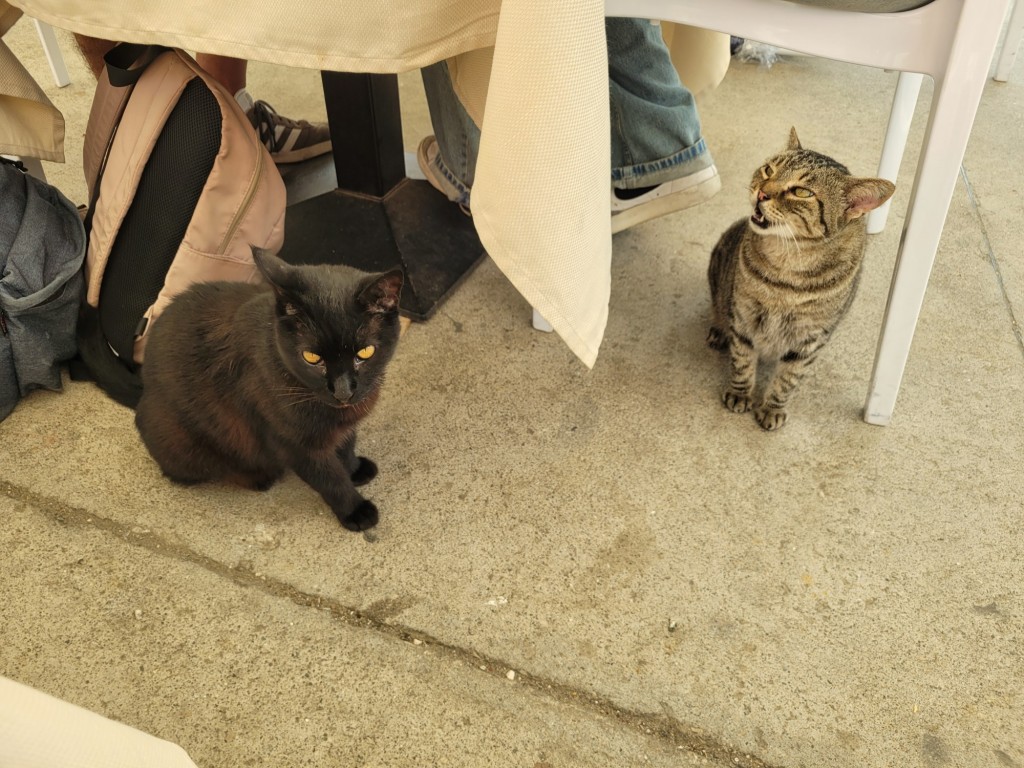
top-left (431, 148), bottom-right (472, 206)
top-left (612, 138), bottom-right (714, 189)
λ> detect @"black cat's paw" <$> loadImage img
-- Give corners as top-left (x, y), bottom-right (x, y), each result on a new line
top-left (164, 472), bottom-right (204, 487)
top-left (350, 456), bottom-right (378, 486)
top-left (244, 468), bottom-right (283, 492)
top-left (251, 476), bottom-right (279, 492)
top-left (338, 500), bottom-right (379, 532)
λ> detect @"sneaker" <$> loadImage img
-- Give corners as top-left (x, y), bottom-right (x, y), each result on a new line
top-left (416, 135), bottom-right (470, 207)
top-left (246, 99), bottom-right (332, 164)
top-left (610, 164), bottom-right (721, 234)
top-left (417, 133), bottom-right (721, 232)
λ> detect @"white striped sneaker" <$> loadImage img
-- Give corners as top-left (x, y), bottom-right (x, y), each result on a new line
top-left (246, 99), bottom-right (332, 164)
top-left (610, 164), bottom-right (721, 234)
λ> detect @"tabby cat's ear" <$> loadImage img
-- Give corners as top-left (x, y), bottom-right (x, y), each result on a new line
top-left (844, 178), bottom-right (896, 220)
top-left (787, 127), bottom-right (802, 151)
top-left (359, 269), bottom-right (404, 314)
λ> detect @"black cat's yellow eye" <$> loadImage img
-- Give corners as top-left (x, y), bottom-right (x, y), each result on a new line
top-left (355, 346), bottom-right (375, 361)
top-left (301, 350), bottom-right (322, 365)
top-left (761, 164), bottom-right (774, 179)
top-left (791, 187), bottom-right (814, 198)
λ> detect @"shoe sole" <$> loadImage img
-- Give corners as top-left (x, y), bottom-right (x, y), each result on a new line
top-left (611, 168), bottom-right (722, 234)
top-left (271, 140), bottom-right (333, 165)
top-left (416, 136), bottom-right (449, 197)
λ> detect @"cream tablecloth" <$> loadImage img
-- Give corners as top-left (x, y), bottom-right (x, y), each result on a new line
top-left (0, 675), bottom-right (200, 768)
top-left (0, 3), bottom-right (64, 160)
top-left (2, 0), bottom-right (727, 367)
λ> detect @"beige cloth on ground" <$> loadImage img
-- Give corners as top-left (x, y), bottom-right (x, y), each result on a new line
top-left (0, 3), bottom-right (65, 161)
top-left (0, 676), bottom-right (200, 768)
top-left (6, 0), bottom-right (727, 366)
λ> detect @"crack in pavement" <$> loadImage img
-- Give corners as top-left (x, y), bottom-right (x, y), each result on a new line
top-left (2, 480), bottom-right (781, 768)
top-left (960, 165), bottom-right (1024, 359)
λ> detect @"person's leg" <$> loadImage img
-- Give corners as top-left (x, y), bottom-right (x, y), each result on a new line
top-left (194, 54), bottom-right (331, 165)
top-left (606, 18), bottom-right (720, 232)
top-left (195, 53), bottom-right (246, 94)
top-left (418, 18), bottom-right (718, 229)
top-left (418, 60), bottom-right (477, 206)
top-left (607, 18), bottom-right (714, 189)
top-left (73, 34), bottom-right (115, 78)
top-left (74, 39), bottom-right (330, 165)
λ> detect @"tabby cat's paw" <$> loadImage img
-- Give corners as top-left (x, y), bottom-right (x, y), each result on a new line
top-left (351, 456), bottom-right (378, 486)
top-left (707, 327), bottom-right (729, 352)
top-left (755, 406), bottom-right (788, 431)
top-left (722, 390), bottom-right (753, 413)
top-left (338, 500), bottom-right (379, 532)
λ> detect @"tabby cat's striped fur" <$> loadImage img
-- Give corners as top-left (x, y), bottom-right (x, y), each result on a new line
top-left (707, 128), bottom-right (894, 431)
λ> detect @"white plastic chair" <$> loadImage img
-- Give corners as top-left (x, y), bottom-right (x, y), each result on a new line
top-left (32, 19), bottom-right (70, 87)
top-left (603, 0), bottom-right (1010, 425)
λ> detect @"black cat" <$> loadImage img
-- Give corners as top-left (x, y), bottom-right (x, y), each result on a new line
top-left (129, 248), bottom-right (403, 531)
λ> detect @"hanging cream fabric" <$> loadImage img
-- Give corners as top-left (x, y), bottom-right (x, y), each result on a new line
top-left (6, 0), bottom-right (726, 366)
top-left (470, 1), bottom-right (611, 364)
top-left (0, 3), bottom-right (65, 161)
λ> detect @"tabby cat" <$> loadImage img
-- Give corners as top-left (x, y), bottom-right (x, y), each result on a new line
top-left (134, 248), bottom-right (403, 531)
top-left (707, 128), bottom-right (895, 431)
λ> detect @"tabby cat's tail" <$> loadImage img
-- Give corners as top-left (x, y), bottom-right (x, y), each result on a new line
top-left (74, 304), bottom-right (143, 409)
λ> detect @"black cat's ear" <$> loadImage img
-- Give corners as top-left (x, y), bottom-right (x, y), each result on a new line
top-left (252, 246), bottom-right (290, 285)
top-left (252, 246), bottom-right (303, 315)
top-left (359, 269), bottom-right (404, 314)
top-left (844, 177), bottom-right (896, 220)
top-left (787, 127), bottom-right (802, 151)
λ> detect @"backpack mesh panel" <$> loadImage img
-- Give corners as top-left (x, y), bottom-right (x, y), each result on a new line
top-left (99, 77), bottom-right (223, 362)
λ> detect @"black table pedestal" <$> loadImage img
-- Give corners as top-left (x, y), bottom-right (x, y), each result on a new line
top-left (278, 72), bottom-right (484, 321)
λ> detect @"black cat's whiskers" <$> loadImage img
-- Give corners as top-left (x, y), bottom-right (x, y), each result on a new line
top-left (270, 385), bottom-right (324, 408)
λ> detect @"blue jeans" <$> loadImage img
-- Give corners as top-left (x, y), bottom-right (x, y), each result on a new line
top-left (419, 17), bottom-right (714, 205)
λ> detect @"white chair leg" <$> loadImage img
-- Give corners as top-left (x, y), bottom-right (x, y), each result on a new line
top-left (864, 9), bottom-right (1005, 425)
top-left (33, 19), bottom-right (71, 88)
top-left (866, 71), bottom-right (923, 235)
top-left (532, 308), bottom-right (554, 332)
top-left (994, 0), bottom-right (1024, 82)
top-left (20, 156), bottom-right (47, 181)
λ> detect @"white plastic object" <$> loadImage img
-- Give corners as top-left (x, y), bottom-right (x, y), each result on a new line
top-left (33, 19), bottom-right (70, 88)
top-left (866, 71), bottom-right (923, 235)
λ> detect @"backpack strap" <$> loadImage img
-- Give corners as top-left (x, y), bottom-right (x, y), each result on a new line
top-left (82, 44), bottom-right (168, 236)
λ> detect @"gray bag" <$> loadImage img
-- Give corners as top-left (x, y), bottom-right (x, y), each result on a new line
top-left (0, 157), bottom-right (86, 421)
